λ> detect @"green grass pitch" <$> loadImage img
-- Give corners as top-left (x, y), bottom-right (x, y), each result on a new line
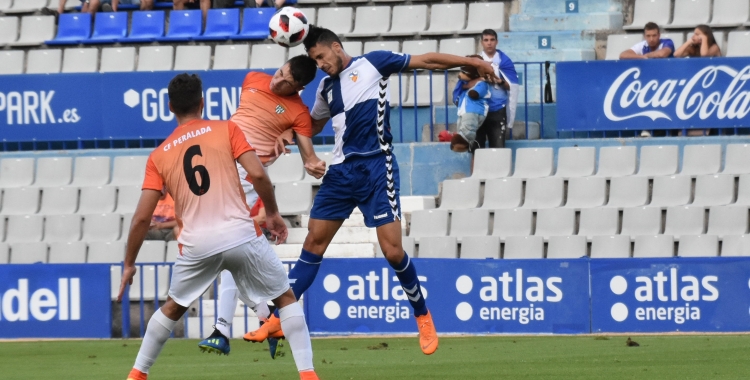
top-left (1, 335), bottom-right (749, 379)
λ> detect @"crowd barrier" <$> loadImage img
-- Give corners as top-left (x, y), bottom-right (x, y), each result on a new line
top-left (2, 257), bottom-right (750, 339)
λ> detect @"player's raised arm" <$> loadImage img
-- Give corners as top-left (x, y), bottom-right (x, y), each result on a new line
top-left (118, 188), bottom-right (162, 302)
top-left (297, 134), bottom-right (326, 179)
top-left (409, 53), bottom-right (499, 83)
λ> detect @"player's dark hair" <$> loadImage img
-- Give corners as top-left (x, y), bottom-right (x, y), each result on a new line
top-left (168, 73), bottom-right (203, 115)
top-left (303, 25), bottom-right (342, 52)
top-left (481, 29), bottom-right (498, 40)
top-left (287, 55), bottom-right (317, 86)
top-left (644, 22), bottom-right (660, 32)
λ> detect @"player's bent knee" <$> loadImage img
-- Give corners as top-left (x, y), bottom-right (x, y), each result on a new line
top-left (272, 288), bottom-right (298, 309)
top-left (161, 298), bottom-right (188, 321)
top-left (381, 244), bottom-right (405, 265)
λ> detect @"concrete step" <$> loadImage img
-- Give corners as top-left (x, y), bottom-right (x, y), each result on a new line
top-left (520, 0), bottom-right (621, 14)
top-left (510, 12), bottom-right (623, 32)
top-left (271, 243), bottom-right (376, 259)
top-left (286, 227), bottom-right (378, 244)
top-left (497, 31), bottom-right (595, 51)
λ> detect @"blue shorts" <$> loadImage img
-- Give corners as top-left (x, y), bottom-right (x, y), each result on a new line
top-left (310, 152), bottom-right (402, 228)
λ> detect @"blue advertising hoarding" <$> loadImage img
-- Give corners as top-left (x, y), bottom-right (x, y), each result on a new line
top-left (304, 258), bottom-right (590, 335)
top-left (0, 70), bottom-right (332, 142)
top-left (557, 58), bottom-right (750, 131)
top-left (0, 264), bottom-right (111, 338)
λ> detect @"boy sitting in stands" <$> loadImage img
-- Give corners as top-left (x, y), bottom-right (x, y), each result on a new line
top-left (451, 56), bottom-right (491, 152)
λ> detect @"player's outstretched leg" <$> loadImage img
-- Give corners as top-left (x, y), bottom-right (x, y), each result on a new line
top-left (273, 289), bottom-right (319, 380)
top-left (127, 300), bottom-right (186, 379)
top-left (198, 270), bottom-right (237, 355)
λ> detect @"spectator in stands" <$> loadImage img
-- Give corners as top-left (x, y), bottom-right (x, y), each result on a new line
top-left (619, 22), bottom-right (675, 59)
top-left (478, 29), bottom-right (517, 149)
top-left (450, 57), bottom-right (492, 153)
top-left (173, 0), bottom-right (211, 24)
top-left (145, 192), bottom-right (178, 241)
top-left (674, 25), bottom-right (722, 58)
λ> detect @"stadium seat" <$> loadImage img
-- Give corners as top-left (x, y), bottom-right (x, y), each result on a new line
top-left (174, 46), bottom-right (212, 71)
top-left (460, 3), bottom-right (504, 35)
top-left (595, 146), bottom-right (636, 177)
top-left (213, 44), bottom-right (249, 70)
top-left (591, 235), bottom-right (631, 258)
top-left (236, 8), bottom-right (275, 40)
top-left (564, 177), bottom-right (606, 209)
top-left (137, 241), bottom-right (166, 263)
top-left (267, 153), bottom-right (304, 183)
top-left (87, 241), bottom-right (125, 263)
top-left (637, 145), bottom-right (678, 177)
top-left (0, 51), bottom-right (24, 75)
top-left (1, 187), bottom-right (40, 215)
top-left (650, 175), bottom-right (691, 208)
top-left (129, 264), bottom-right (171, 301)
top-left (605, 34), bottom-right (642, 60)
top-left (0, 16), bottom-right (19, 45)
top-left (666, 0), bottom-right (710, 28)
top-left (47, 13), bottom-right (91, 45)
top-left (479, 178), bottom-right (523, 210)
top-left (87, 12), bottom-right (128, 44)
top-left (707, 205), bottom-right (748, 238)
top-left (121, 11), bottom-right (165, 43)
top-left (48, 241), bottom-right (87, 263)
top-left (45, 214), bottom-right (82, 242)
top-left (0, 0), bottom-right (10, 11)
top-left (578, 207), bottom-right (619, 240)
top-left (298, 0), bottom-right (329, 3)
top-left (348, 6), bottom-right (390, 37)
top-left (681, 145), bottom-right (721, 176)
top-left (78, 186), bottom-right (117, 214)
top-left (72, 156), bottom-right (111, 186)
top-left (137, 46), bottom-right (174, 72)
top-left (633, 235), bottom-right (674, 258)
top-left (692, 175), bottom-right (734, 207)
top-left (402, 236), bottom-right (415, 256)
top-left (535, 208), bottom-right (575, 240)
top-left (402, 73), bottom-right (445, 107)
top-left (10, 15), bottom-right (55, 47)
top-left (418, 237), bottom-right (458, 258)
top-left (100, 47), bottom-right (136, 73)
top-left (663, 206), bottom-right (706, 239)
top-left (522, 177), bottom-right (564, 209)
top-left (439, 179), bottom-right (481, 210)
top-left (297, 8), bottom-right (317, 24)
top-left (389, 77), bottom-right (405, 107)
top-left (39, 186), bottom-right (78, 215)
top-left (195, 8), bottom-right (240, 41)
top-left (660, 32), bottom-right (684, 47)
top-left (110, 156), bottom-right (148, 186)
top-left (512, 148), bottom-right (553, 178)
top-left (122, 213), bottom-right (133, 236)
top-left (469, 149), bottom-right (511, 180)
top-left (421, 3), bottom-right (465, 36)
top-left (276, 182), bottom-right (313, 215)
top-left (449, 209), bottom-right (489, 240)
top-left (726, 31), bottom-right (750, 57)
top-left (504, 236), bottom-right (543, 259)
top-left (383, 5), bottom-right (427, 37)
top-left (723, 144), bottom-right (750, 174)
top-left (621, 207), bottom-right (661, 238)
top-left (460, 236), bottom-right (501, 259)
top-left (555, 147), bottom-right (595, 178)
top-left (492, 208), bottom-right (532, 241)
top-left (711, 0), bottom-right (749, 27)
top-left (61, 48), bottom-right (98, 73)
top-left (721, 235), bottom-right (750, 256)
top-left (0, 158), bottom-right (35, 188)
top-left (0, 243), bottom-right (9, 264)
top-left (678, 235), bottom-right (719, 257)
top-left (27, 49), bottom-right (62, 74)
top-left (714, 31), bottom-right (727, 56)
top-left (6, 215), bottom-right (44, 243)
top-left (547, 235), bottom-right (587, 259)
top-left (605, 176), bottom-right (648, 208)
top-left (4, 0), bottom-right (48, 14)
top-left (82, 213), bottom-right (122, 242)
top-left (316, 7), bottom-right (353, 35)
top-left (736, 175), bottom-right (750, 206)
top-left (439, 38), bottom-right (477, 60)
top-left (624, 0), bottom-right (670, 30)
top-left (341, 41), bottom-right (363, 56)
top-left (402, 40), bottom-right (438, 57)
top-left (115, 186), bottom-right (141, 214)
top-left (249, 44), bottom-right (286, 69)
top-left (9, 242), bottom-right (48, 264)
top-left (166, 240), bottom-right (180, 262)
top-left (158, 10), bottom-right (202, 42)
top-left (363, 41), bottom-right (400, 54)
top-left (301, 151), bottom-right (334, 185)
top-left (409, 209), bottom-right (449, 240)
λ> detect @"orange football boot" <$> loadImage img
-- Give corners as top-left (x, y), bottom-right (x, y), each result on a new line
top-left (299, 370), bottom-right (320, 380)
top-left (126, 368), bottom-right (147, 380)
top-left (244, 314), bottom-right (283, 342)
top-left (415, 310), bottom-right (438, 355)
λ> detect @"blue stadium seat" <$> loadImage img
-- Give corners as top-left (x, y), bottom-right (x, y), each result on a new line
top-left (235, 8), bottom-right (275, 40)
top-left (158, 10), bottom-right (202, 42)
top-left (120, 11), bottom-right (165, 43)
top-left (86, 12), bottom-right (128, 44)
top-left (46, 13), bottom-right (91, 45)
top-left (194, 8), bottom-right (240, 41)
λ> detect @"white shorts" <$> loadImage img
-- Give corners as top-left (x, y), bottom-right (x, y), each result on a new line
top-left (168, 238), bottom-right (290, 308)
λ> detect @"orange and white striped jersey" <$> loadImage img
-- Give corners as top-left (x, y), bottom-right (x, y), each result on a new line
top-left (230, 72), bottom-right (313, 165)
top-left (142, 119), bottom-right (261, 259)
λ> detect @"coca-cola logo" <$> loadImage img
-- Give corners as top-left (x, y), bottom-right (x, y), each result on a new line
top-left (603, 66), bottom-right (750, 122)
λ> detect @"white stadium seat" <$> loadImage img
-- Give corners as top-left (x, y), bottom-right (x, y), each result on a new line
top-left (110, 156), bottom-right (148, 186)
top-left (460, 3), bottom-right (504, 35)
top-left (418, 236), bottom-right (458, 258)
top-left (692, 175), bottom-right (734, 207)
top-left (711, 0), bottom-right (750, 27)
top-left (6, 215), bottom-right (44, 243)
top-left (384, 5), bottom-right (427, 37)
top-left (1, 187), bottom-right (40, 215)
top-left (439, 179), bottom-right (481, 210)
top-left (724, 144), bottom-right (750, 174)
top-left (633, 235), bottom-right (674, 258)
top-left (0, 158), bottom-right (35, 188)
top-left (481, 178), bottom-right (523, 210)
top-left (137, 46), bottom-right (174, 72)
top-left (10, 242), bottom-right (48, 264)
top-left (401, 236), bottom-right (415, 256)
top-left (174, 45), bottom-right (212, 71)
top-left (72, 156), bottom-right (111, 186)
top-left (706, 205), bottom-right (748, 238)
top-left (213, 45), bottom-right (249, 70)
top-left (27, 49), bottom-right (62, 74)
top-left (0, 50), bottom-right (24, 75)
top-left (650, 175), bottom-right (691, 208)
top-left (5, 0), bottom-right (49, 14)
top-left (522, 177), bottom-right (564, 210)
top-left (605, 176), bottom-right (649, 208)
top-left (34, 157), bottom-right (73, 187)
top-left (605, 35), bottom-right (642, 60)
top-left (449, 209), bottom-right (490, 240)
top-left (555, 147), bottom-right (595, 178)
top-left (115, 186), bottom-right (141, 214)
top-left (409, 209), bottom-right (449, 240)
top-left (0, 16), bottom-right (19, 45)
top-left (624, 0), bottom-right (670, 30)
top-left (250, 44), bottom-right (286, 69)
top-left (564, 177), bottom-right (606, 209)
top-left (402, 73), bottom-right (445, 107)
top-left (316, 7), bottom-right (353, 35)
top-left (512, 148), bottom-right (553, 178)
top-left (363, 41), bottom-right (400, 54)
top-left (347, 6), bottom-right (390, 37)
top-left (722, 235), bottom-right (750, 257)
top-left (268, 153), bottom-right (304, 183)
top-left (492, 208), bottom-right (533, 241)
top-left (678, 235), bottom-right (719, 257)
top-left (535, 208), bottom-right (575, 239)
top-left (82, 213), bottom-right (122, 242)
top-left (39, 186), bottom-right (78, 215)
top-left (621, 207), bottom-right (661, 238)
top-left (421, 3), bottom-right (465, 36)
top-left (460, 236), bottom-right (501, 259)
top-left (45, 214), bottom-right (82, 242)
top-left (87, 241), bottom-right (125, 263)
top-left (402, 40), bottom-right (439, 57)
top-left (78, 186), bottom-right (117, 214)
top-left (137, 241), bottom-right (166, 263)
top-left (726, 31), bottom-right (750, 57)
top-left (681, 145), bottom-right (721, 176)
top-left (736, 175), bottom-right (750, 206)
top-left (469, 149), bottom-right (512, 180)
top-left (637, 145), bottom-right (678, 177)
top-left (578, 207), bottom-right (619, 240)
top-left (591, 235), bottom-right (631, 258)
top-left (48, 241), bottom-right (87, 263)
top-left (62, 48), bottom-right (98, 73)
top-left (666, 0), bottom-right (710, 28)
top-left (0, 243), bottom-right (9, 264)
top-left (504, 236), bottom-right (543, 259)
top-left (276, 182), bottom-right (313, 215)
top-left (100, 47), bottom-right (136, 73)
top-left (547, 236), bottom-right (587, 259)
top-left (10, 16), bottom-right (55, 47)
top-left (439, 38), bottom-right (476, 59)
top-left (663, 206), bottom-right (706, 239)
top-left (595, 146), bottom-right (637, 177)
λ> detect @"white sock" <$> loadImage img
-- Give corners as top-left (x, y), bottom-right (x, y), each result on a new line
top-left (134, 308), bottom-right (178, 374)
top-left (216, 271), bottom-right (239, 338)
top-left (278, 303), bottom-right (314, 372)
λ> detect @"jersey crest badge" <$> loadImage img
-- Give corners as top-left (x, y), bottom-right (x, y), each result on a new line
top-left (275, 104), bottom-right (286, 114)
top-left (327, 90), bottom-right (333, 103)
top-left (349, 71), bottom-right (358, 82)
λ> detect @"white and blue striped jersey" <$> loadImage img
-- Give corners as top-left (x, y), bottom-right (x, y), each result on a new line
top-left (311, 51), bottom-right (411, 165)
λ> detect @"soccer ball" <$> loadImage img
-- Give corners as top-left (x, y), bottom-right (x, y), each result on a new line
top-left (269, 7), bottom-right (310, 48)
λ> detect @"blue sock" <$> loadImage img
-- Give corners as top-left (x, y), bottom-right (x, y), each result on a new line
top-left (390, 253), bottom-right (428, 317)
top-left (273, 249), bottom-right (322, 318)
